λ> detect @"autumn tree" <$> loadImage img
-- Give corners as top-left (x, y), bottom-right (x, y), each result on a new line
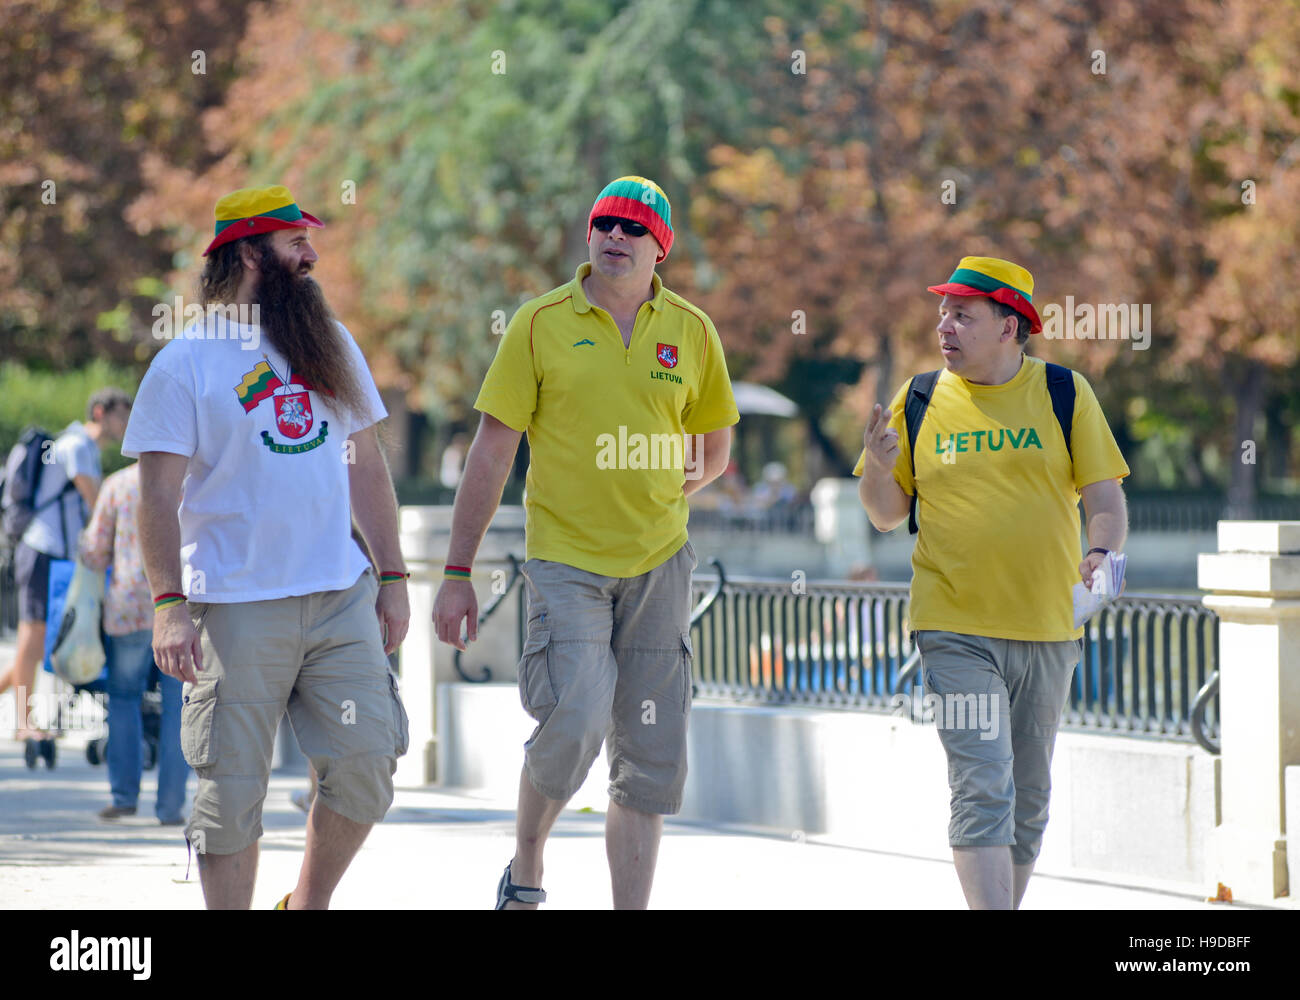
top-left (0, 0), bottom-right (258, 368)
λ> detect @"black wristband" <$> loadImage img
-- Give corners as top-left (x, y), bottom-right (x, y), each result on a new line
top-left (1087, 547), bottom-right (1111, 557)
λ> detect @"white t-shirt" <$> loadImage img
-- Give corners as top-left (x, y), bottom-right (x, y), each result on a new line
top-left (23, 422), bottom-right (101, 559)
top-left (122, 316), bottom-right (388, 603)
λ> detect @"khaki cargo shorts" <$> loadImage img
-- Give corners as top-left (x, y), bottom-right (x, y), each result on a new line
top-left (182, 569), bottom-right (409, 855)
top-left (517, 540), bottom-right (697, 815)
top-left (917, 629), bottom-right (1081, 865)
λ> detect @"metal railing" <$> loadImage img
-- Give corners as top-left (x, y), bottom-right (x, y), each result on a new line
top-left (688, 573), bottom-right (913, 709)
top-left (684, 504), bottom-right (816, 535)
top-left (686, 495), bottom-right (1300, 536)
top-left (1068, 593), bottom-right (1219, 746)
top-left (1110, 496), bottom-right (1300, 533)
top-left (453, 554), bottom-right (526, 683)
top-left (443, 555), bottom-right (1222, 751)
top-left (688, 571), bottom-right (1221, 750)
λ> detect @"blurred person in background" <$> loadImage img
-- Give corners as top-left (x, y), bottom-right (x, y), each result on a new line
top-left (80, 461), bottom-right (190, 823)
top-left (0, 388), bottom-right (129, 766)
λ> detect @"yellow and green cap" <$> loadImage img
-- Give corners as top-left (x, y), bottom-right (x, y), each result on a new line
top-left (203, 184), bottom-right (323, 256)
top-left (927, 255), bottom-right (1042, 333)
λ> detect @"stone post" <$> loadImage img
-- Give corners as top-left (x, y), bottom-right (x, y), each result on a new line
top-left (1198, 520), bottom-right (1300, 902)
top-left (810, 478), bottom-right (872, 579)
top-left (395, 505), bottom-right (526, 786)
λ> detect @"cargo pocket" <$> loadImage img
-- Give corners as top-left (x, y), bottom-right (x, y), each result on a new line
top-left (180, 682), bottom-right (219, 770)
top-left (517, 628), bottom-right (556, 718)
top-left (680, 632), bottom-right (695, 711)
top-left (187, 601), bottom-right (211, 637)
top-left (387, 669), bottom-right (410, 757)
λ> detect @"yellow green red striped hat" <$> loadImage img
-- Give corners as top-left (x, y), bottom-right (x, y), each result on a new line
top-left (927, 255), bottom-right (1042, 334)
top-left (588, 175), bottom-right (673, 261)
top-left (203, 184), bottom-right (323, 256)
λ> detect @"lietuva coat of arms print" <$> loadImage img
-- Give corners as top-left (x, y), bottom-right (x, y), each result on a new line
top-left (234, 356), bottom-right (330, 454)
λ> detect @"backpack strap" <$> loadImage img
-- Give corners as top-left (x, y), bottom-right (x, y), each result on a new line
top-left (904, 370), bottom-right (942, 535)
top-left (901, 362), bottom-right (1076, 537)
top-left (32, 479), bottom-right (76, 514)
top-left (1044, 362), bottom-right (1076, 462)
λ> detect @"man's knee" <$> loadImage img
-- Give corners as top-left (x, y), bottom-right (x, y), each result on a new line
top-left (315, 751), bottom-right (397, 824)
top-left (187, 774), bottom-right (268, 855)
top-left (524, 723), bottom-right (606, 801)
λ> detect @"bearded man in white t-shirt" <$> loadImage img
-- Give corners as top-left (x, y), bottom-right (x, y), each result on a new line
top-left (123, 185), bottom-right (411, 910)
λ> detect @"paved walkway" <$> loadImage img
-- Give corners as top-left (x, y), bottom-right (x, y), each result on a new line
top-left (0, 634), bottom-right (1275, 911)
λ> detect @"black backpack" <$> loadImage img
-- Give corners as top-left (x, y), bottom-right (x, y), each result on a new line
top-left (903, 363), bottom-right (1076, 534)
top-left (1, 426), bottom-right (75, 549)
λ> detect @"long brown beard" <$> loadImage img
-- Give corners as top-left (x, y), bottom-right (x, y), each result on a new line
top-left (255, 244), bottom-right (370, 427)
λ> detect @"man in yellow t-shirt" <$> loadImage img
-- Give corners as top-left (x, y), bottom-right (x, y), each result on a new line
top-left (432, 176), bottom-right (739, 909)
top-left (856, 255), bottom-right (1130, 910)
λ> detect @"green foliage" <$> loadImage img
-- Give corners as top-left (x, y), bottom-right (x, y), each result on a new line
top-left (0, 361), bottom-right (141, 475)
top-left (259, 0), bottom-right (789, 419)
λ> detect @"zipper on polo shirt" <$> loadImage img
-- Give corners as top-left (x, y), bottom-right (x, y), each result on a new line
top-left (625, 302), bottom-right (650, 363)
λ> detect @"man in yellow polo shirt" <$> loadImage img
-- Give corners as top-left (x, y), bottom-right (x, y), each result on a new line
top-left (856, 256), bottom-right (1130, 910)
top-left (433, 176), bottom-right (739, 909)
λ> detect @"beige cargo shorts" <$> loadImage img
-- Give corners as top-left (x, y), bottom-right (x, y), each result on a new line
top-left (517, 540), bottom-right (697, 815)
top-left (182, 569), bottom-right (409, 855)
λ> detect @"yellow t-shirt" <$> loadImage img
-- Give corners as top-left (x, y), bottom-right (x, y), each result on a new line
top-left (853, 355), bottom-right (1130, 641)
top-left (475, 263), bottom-right (740, 577)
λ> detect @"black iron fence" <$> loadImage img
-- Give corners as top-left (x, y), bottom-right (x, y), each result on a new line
top-left (688, 570), bottom-right (911, 709)
top-left (689, 496), bottom-right (1300, 536)
top-left (1065, 594), bottom-right (1219, 744)
top-left (684, 504), bottom-right (816, 535)
top-left (1125, 495), bottom-right (1300, 533)
top-left (688, 569), bottom-right (1220, 750)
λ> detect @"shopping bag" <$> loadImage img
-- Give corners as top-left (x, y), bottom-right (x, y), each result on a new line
top-left (49, 559), bottom-right (107, 686)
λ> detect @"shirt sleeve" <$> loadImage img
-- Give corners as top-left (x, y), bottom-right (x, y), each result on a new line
top-left (338, 323), bottom-right (389, 436)
top-left (78, 473), bottom-right (118, 571)
top-left (682, 314), bottom-right (740, 435)
top-left (1069, 372), bottom-right (1131, 489)
top-left (122, 363), bottom-right (198, 459)
top-left (61, 432), bottom-right (101, 482)
top-left (473, 306), bottom-right (540, 432)
top-left (852, 379), bottom-right (913, 496)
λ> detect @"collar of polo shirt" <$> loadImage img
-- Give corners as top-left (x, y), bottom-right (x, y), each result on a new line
top-left (571, 263), bottom-right (667, 314)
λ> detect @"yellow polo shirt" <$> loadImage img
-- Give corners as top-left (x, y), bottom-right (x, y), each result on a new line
top-left (475, 263), bottom-right (739, 577)
top-left (854, 355), bottom-right (1130, 641)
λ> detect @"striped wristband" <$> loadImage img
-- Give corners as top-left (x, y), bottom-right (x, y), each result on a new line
top-left (444, 564), bottom-right (472, 581)
top-left (154, 592), bottom-right (186, 611)
top-left (379, 571), bottom-right (410, 586)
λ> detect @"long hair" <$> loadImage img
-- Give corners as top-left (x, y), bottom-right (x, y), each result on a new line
top-left (198, 233), bottom-right (271, 307)
top-left (196, 234), bottom-right (372, 428)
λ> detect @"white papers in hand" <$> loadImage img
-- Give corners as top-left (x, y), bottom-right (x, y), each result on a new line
top-left (1072, 551), bottom-right (1128, 628)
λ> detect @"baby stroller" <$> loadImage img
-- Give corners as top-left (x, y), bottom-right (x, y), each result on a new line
top-left (83, 667), bottom-right (162, 770)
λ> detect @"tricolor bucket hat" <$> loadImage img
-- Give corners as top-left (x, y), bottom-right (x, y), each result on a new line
top-left (588, 175), bottom-right (673, 261)
top-left (927, 255), bottom-right (1042, 334)
top-left (203, 185), bottom-right (323, 256)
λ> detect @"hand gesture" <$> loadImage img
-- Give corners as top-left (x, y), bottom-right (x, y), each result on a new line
top-left (862, 404), bottom-right (901, 475)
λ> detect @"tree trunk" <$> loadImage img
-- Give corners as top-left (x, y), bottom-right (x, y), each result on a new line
top-left (806, 412), bottom-right (852, 476)
top-left (876, 333), bottom-right (895, 405)
top-left (1226, 359), bottom-right (1266, 518)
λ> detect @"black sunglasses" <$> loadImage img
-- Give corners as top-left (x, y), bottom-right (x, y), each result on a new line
top-left (592, 216), bottom-right (650, 238)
